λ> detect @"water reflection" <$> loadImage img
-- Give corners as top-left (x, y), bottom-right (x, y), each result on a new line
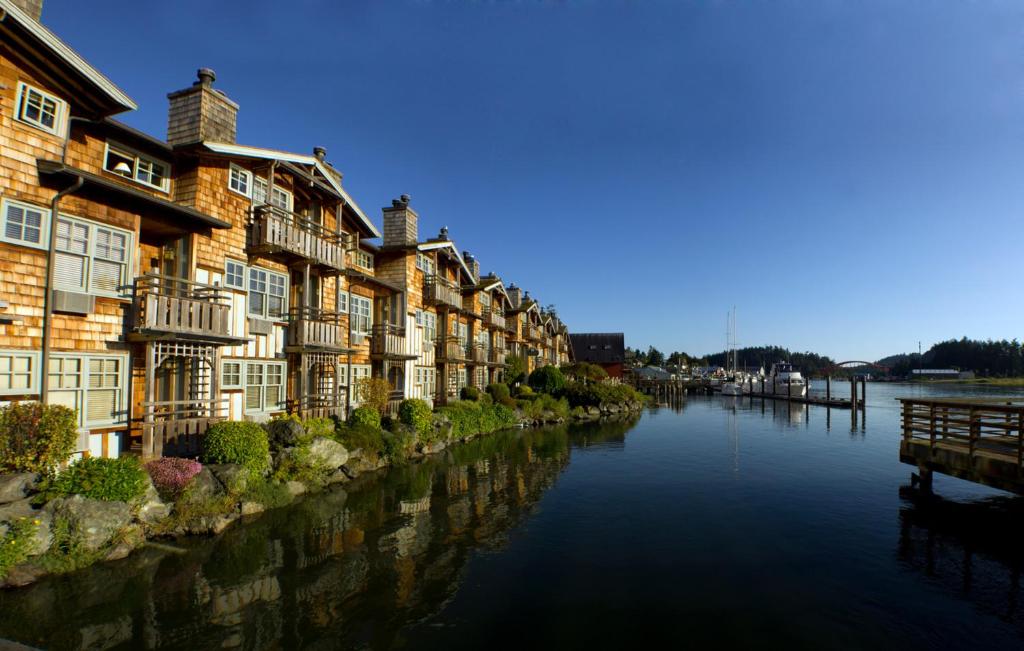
top-left (0, 417), bottom-right (639, 651)
top-left (898, 489), bottom-right (1024, 631)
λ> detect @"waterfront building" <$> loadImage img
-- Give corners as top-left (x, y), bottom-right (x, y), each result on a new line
top-left (0, 0), bottom-right (570, 457)
top-left (569, 333), bottom-right (625, 379)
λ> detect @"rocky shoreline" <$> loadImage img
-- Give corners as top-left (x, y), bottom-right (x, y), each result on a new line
top-left (0, 401), bottom-right (643, 589)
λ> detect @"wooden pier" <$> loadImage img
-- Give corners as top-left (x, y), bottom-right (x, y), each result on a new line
top-left (635, 375), bottom-right (867, 410)
top-left (899, 397), bottom-right (1024, 495)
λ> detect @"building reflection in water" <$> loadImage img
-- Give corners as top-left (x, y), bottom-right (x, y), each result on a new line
top-left (897, 488), bottom-right (1024, 631)
top-left (0, 416), bottom-right (638, 651)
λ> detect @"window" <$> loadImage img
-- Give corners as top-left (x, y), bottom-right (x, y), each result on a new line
top-left (244, 361), bottom-right (285, 414)
top-left (252, 177), bottom-right (292, 211)
top-left (222, 361), bottom-right (242, 388)
top-left (1, 200), bottom-right (47, 249)
top-left (338, 291), bottom-right (348, 314)
top-left (353, 250), bottom-right (373, 270)
top-left (415, 366), bottom-right (436, 398)
top-left (415, 253), bottom-right (435, 275)
top-left (15, 83), bottom-right (65, 134)
top-left (103, 142), bottom-right (170, 192)
top-left (225, 260), bottom-right (246, 289)
top-left (480, 292), bottom-right (491, 308)
top-left (228, 164), bottom-right (252, 197)
top-left (0, 351), bottom-right (38, 395)
top-left (48, 354), bottom-right (127, 428)
top-left (248, 267), bottom-right (287, 319)
top-left (415, 309), bottom-right (437, 344)
top-left (54, 215), bottom-right (133, 298)
top-left (349, 294), bottom-right (372, 334)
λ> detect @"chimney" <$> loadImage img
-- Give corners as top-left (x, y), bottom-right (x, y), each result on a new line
top-left (313, 146), bottom-right (327, 162)
top-left (10, 0), bottom-right (43, 20)
top-left (166, 68), bottom-right (239, 147)
top-left (463, 251), bottom-right (479, 282)
top-left (382, 194), bottom-right (418, 248)
top-left (507, 283), bottom-right (522, 308)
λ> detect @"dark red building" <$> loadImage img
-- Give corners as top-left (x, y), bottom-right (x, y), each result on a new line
top-left (569, 333), bottom-right (625, 379)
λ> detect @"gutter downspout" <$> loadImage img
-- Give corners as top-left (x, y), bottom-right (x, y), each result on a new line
top-left (40, 175), bottom-right (84, 403)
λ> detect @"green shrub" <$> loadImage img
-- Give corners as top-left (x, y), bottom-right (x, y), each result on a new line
top-left (335, 423), bottom-right (384, 455)
top-left (381, 429), bottom-right (414, 463)
top-left (302, 416), bottom-right (336, 440)
top-left (486, 383), bottom-right (510, 402)
top-left (38, 514), bottom-right (103, 574)
top-left (460, 386), bottom-right (481, 401)
top-left (355, 377), bottom-right (392, 415)
top-left (519, 393), bottom-right (570, 420)
top-left (398, 399), bottom-right (432, 436)
top-left (0, 517), bottom-right (39, 579)
top-left (38, 456), bottom-right (149, 503)
top-left (0, 402), bottom-right (78, 475)
top-left (435, 400), bottom-right (518, 439)
top-left (528, 365), bottom-right (566, 395)
top-left (559, 381), bottom-right (645, 408)
top-left (349, 406), bottom-right (382, 430)
top-left (243, 478), bottom-right (293, 510)
top-left (515, 385), bottom-right (535, 398)
top-left (202, 421), bottom-right (270, 480)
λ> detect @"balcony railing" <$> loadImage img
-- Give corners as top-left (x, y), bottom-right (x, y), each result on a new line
top-left (286, 308), bottom-right (345, 351)
top-left (385, 390), bottom-right (405, 417)
top-left (250, 204), bottom-right (345, 272)
top-left (436, 336), bottom-right (469, 362)
top-left (468, 343), bottom-right (487, 364)
top-left (141, 398), bottom-right (227, 458)
top-left (482, 308), bottom-right (506, 330)
top-left (524, 324), bottom-right (541, 341)
top-left (133, 273), bottom-right (234, 343)
top-left (423, 275), bottom-right (462, 310)
top-left (488, 347), bottom-right (507, 366)
top-left (287, 392), bottom-right (346, 420)
top-left (370, 323), bottom-right (412, 358)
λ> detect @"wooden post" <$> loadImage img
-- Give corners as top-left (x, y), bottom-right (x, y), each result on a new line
top-left (859, 377), bottom-right (866, 410)
top-left (826, 376), bottom-right (831, 402)
top-left (788, 377), bottom-right (792, 401)
top-left (143, 342), bottom-right (156, 460)
top-left (850, 376), bottom-right (856, 409)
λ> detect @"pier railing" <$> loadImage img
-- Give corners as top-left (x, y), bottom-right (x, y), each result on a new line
top-left (900, 398), bottom-right (1024, 467)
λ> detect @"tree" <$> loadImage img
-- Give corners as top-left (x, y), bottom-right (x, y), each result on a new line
top-left (647, 346), bottom-right (665, 367)
top-left (561, 362), bottom-right (608, 384)
top-left (355, 377), bottom-right (392, 415)
top-left (505, 355), bottom-right (527, 386)
top-left (528, 365), bottom-right (567, 394)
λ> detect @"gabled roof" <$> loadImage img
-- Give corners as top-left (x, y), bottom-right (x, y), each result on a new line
top-left (417, 240), bottom-right (475, 280)
top-left (475, 275), bottom-right (511, 303)
top-left (0, 0), bottom-right (135, 115)
top-left (199, 142), bottom-right (380, 238)
top-left (570, 333), bottom-right (625, 365)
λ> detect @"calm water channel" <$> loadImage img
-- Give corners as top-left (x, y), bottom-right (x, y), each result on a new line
top-left (3, 382), bottom-right (1024, 650)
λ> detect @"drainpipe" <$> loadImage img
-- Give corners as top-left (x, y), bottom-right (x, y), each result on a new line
top-left (41, 176), bottom-right (84, 403)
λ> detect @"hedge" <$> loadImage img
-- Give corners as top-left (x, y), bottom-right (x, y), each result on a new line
top-left (202, 421), bottom-right (270, 479)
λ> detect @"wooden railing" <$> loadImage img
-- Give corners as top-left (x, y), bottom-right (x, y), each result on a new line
top-left (900, 398), bottom-right (1024, 466)
top-left (385, 390), bottom-right (404, 417)
top-left (250, 204), bottom-right (345, 272)
top-left (489, 347), bottom-right (507, 365)
top-left (482, 308), bottom-right (505, 330)
top-left (468, 343), bottom-right (487, 364)
top-left (436, 336), bottom-right (469, 362)
top-left (134, 273), bottom-right (231, 341)
top-left (370, 323), bottom-right (408, 357)
top-left (423, 275), bottom-right (462, 310)
top-left (287, 392), bottom-right (345, 420)
top-left (286, 308), bottom-right (344, 350)
top-left (141, 398), bottom-right (227, 458)
top-left (524, 324), bottom-right (541, 341)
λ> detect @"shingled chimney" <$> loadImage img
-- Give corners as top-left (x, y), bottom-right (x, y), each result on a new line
top-left (507, 283), bottom-right (522, 308)
top-left (382, 195), bottom-right (418, 248)
top-left (463, 251), bottom-right (479, 282)
top-left (166, 68), bottom-right (238, 146)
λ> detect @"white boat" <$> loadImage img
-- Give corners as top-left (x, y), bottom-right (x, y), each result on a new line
top-left (761, 362), bottom-right (807, 397)
top-left (721, 382), bottom-right (744, 396)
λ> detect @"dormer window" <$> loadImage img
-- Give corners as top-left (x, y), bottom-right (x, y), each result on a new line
top-left (15, 83), bottom-right (66, 135)
top-left (103, 142), bottom-right (170, 192)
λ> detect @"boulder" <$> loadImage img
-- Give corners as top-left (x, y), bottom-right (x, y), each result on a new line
top-left (240, 501), bottom-right (266, 517)
top-left (45, 495), bottom-right (132, 552)
top-left (0, 473), bottom-right (37, 504)
top-left (587, 406), bottom-right (601, 417)
top-left (135, 477), bottom-right (170, 526)
top-left (285, 481), bottom-right (307, 498)
top-left (206, 464), bottom-right (249, 495)
top-left (191, 467), bottom-right (226, 499)
top-left (104, 523), bottom-right (145, 561)
top-left (307, 437), bottom-right (349, 469)
top-left (185, 511), bottom-right (239, 536)
top-left (1, 561), bottom-right (47, 588)
top-left (265, 418), bottom-right (304, 451)
top-left (420, 440), bottom-right (447, 455)
top-left (0, 497), bottom-right (36, 524)
top-left (326, 469), bottom-right (349, 485)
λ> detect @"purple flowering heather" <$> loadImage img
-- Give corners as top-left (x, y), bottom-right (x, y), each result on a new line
top-left (145, 457), bottom-right (203, 499)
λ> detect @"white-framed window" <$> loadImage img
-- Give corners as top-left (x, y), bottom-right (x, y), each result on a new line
top-left (415, 366), bottom-right (436, 398)
top-left (224, 260), bottom-right (246, 289)
top-left (222, 361), bottom-right (242, 388)
top-left (457, 368), bottom-right (467, 390)
top-left (415, 253), bottom-right (435, 275)
top-left (349, 294), bottom-right (372, 334)
top-left (0, 350), bottom-right (39, 395)
top-left (338, 291), bottom-right (348, 314)
top-left (1, 199), bottom-right (47, 250)
top-left (15, 82), bottom-right (66, 135)
top-left (415, 309), bottom-right (436, 344)
top-left (480, 292), bottom-right (491, 308)
top-left (228, 164), bottom-right (252, 198)
top-left (248, 267), bottom-right (287, 319)
top-left (252, 177), bottom-right (292, 212)
top-left (48, 353), bottom-right (128, 428)
top-left (353, 250), bottom-right (373, 270)
top-left (103, 141), bottom-right (170, 192)
top-left (54, 215), bottom-right (133, 298)
top-left (244, 361), bottom-right (285, 414)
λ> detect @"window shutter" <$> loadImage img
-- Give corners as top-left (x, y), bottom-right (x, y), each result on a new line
top-left (87, 388), bottom-right (116, 423)
top-left (91, 259), bottom-right (122, 293)
top-left (55, 252), bottom-right (87, 291)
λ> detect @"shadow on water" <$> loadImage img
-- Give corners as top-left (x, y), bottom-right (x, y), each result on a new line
top-left (0, 416), bottom-right (639, 651)
top-left (898, 487), bottom-right (1024, 631)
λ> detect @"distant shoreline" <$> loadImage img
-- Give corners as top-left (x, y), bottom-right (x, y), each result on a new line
top-left (907, 377), bottom-right (1024, 388)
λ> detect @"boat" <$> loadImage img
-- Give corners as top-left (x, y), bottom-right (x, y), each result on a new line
top-left (721, 381), bottom-right (744, 396)
top-left (761, 362), bottom-right (807, 397)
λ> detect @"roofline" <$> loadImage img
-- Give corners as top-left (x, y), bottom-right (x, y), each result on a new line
top-left (199, 142), bottom-right (381, 239)
top-left (416, 240), bottom-right (474, 280)
top-left (0, 0), bottom-right (136, 113)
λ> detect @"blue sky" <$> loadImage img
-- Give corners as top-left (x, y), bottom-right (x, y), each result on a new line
top-left (46, 0), bottom-right (1024, 361)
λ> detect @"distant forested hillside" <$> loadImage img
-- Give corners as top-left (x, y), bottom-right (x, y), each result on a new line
top-left (705, 346), bottom-right (836, 377)
top-left (880, 338), bottom-right (1024, 377)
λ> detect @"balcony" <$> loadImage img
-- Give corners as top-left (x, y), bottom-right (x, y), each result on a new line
top-left (370, 323), bottom-right (416, 359)
top-left (423, 275), bottom-right (462, 310)
top-left (488, 347), bottom-right (507, 366)
top-left (436, 336), bottom-right (469, 362)
top-left (132, 273), bottom-right (238, 344)
top-left (287, 392), bottom-right (346, 420)
top-left (285, 308), bottom-right (345, 352)
top-left (250, 204), bottom-right (345, 273)
top-left (482, 308), bottom-right (505, 330)
top-left (468, 343), bottom-right (487, 365)
top-left (524, 324), bottom-right (541, 341)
